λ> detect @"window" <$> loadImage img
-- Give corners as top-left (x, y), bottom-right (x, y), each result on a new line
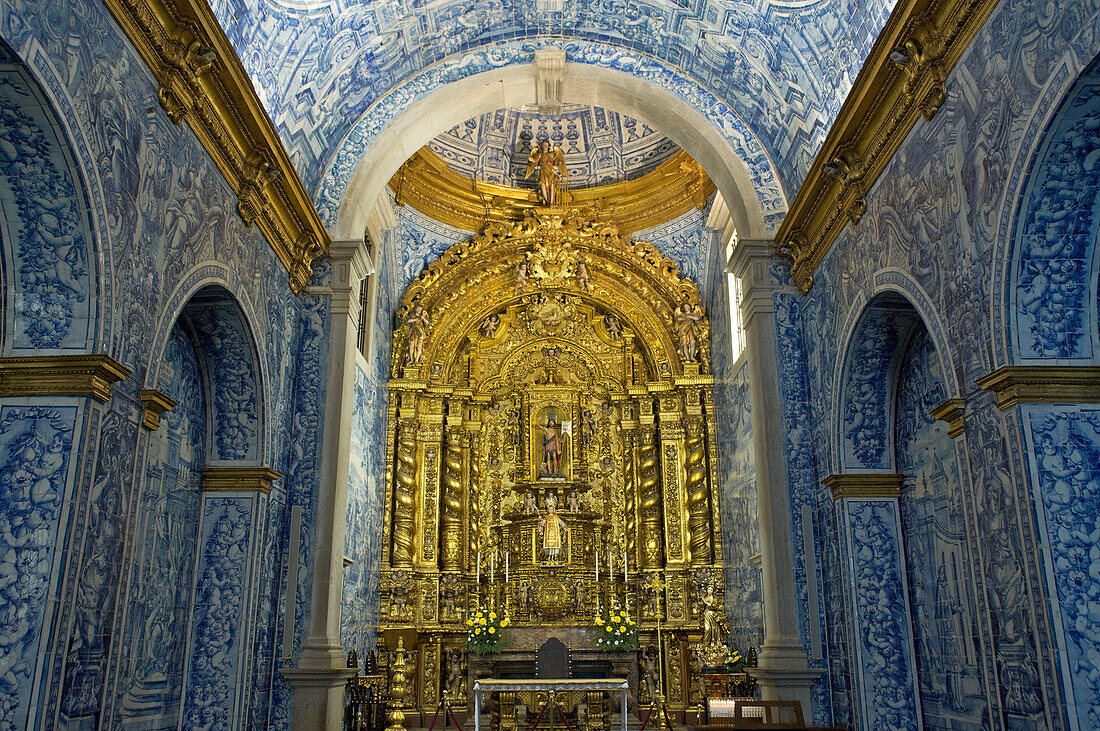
top-left (357, 232), bottom-right (377, 357)
top-left (725, 234), bottom-right (746, 360)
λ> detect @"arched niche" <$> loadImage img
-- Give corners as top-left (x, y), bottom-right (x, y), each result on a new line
top-left (326, 61), bottom-right (782, 244)
top-left (0, 40), bottom-right (99, 354)
top-left (1006, 56), bottom-right (1100, 363)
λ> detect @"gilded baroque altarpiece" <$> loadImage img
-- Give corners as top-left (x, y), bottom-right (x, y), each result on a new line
top-left (379, 209), bottom-right (725, 713)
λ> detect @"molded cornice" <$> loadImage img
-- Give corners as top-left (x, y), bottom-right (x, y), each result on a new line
top-left (102, 0), bottom-right (329, 293)
top-left (139, 388), bottom-right (178, 430)
top-left (976, 366), bottom-right (1100, 410)
top-left (0, 354), bottom-right (130, 402)
top-left (775, 0), bottom-right (1001, 293)
top-left (391, 147), bottom-right (715, 235)
top-left (930, 397), bottom-right (965, 437)
top-left (202, 466), bottom-right (282, 492)
top-left (824, 473), bottom-right (904, 500)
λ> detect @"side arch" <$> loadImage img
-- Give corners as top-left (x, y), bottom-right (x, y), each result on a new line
top-left (0, 39), bottom-right (103, 354)
top-left (995, 25), bottom-right (1100, 365)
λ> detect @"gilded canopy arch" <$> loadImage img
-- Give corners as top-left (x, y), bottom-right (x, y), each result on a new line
top-left (380, 210), bottom-right (726, 713)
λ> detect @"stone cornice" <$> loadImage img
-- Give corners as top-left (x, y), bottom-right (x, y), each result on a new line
top-left (775, 0), bottom-right (1001, 293)
top-left (202, 466), bottom-right (282, 492)
top-left (824, 473), bottom-right (903, 500)
top-left (102, 0), bottom-right (329, 293)
top-left (0, 355), bottom-right (130, 402)
top-left (139, 388), bottom-right (178, 430)
top-left (976, 366), bottom-right (1100, 410)
top-left (930, 397), bottom-right (965, 437)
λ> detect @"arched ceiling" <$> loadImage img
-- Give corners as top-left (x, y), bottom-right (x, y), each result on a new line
top-left (211, 0), bottom-right (897, 223)
top-left (428, 105), bottom-right (680, 187)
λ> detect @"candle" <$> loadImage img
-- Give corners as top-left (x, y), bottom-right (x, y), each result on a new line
top-left (608, 547), bottom-right (613, 579)
top-left (491, 551), bottom-right (495, 584)
top-left (595, 545), bottom-right (599, 583)
top-left (623, 548), bottom-right (627, 583)
top-left (477, 551), bottom-right (481, 584)
top-left (505, 551), bottom-right (509, 583)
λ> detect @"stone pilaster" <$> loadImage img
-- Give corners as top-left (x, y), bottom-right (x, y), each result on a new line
top-left (730, 238), bottom-right (822, 714)
top-left (283, 239), bottom-right (370, 729)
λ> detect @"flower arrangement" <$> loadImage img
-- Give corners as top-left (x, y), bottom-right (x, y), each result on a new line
top-left (465, 606), bottom-right (510, 655)
top-left (591, 603), bottom-right (637, 650)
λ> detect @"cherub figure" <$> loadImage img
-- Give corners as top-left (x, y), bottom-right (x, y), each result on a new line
top-left (576, 259), bottom-right (593, 293)
top-left (524, 491), bottom-right (539, 515)
top-left (515, 261), bottom-right (529, 295)
top-left (604, 314), bottom-right (622, 341)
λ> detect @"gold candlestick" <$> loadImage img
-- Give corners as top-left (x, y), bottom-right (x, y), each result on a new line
top-left (386, 637), bottom-right (409, 731)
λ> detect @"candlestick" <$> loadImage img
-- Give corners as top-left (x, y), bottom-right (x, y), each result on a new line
top-left (608, 547), bottom-right (613, 579)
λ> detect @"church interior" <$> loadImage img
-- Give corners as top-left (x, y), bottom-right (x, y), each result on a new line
top-left (0, 0), bottom-right (1097, 728)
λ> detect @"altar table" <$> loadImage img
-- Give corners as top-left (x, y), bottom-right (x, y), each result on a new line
top-left (472, 679), bottom-right (629, 731)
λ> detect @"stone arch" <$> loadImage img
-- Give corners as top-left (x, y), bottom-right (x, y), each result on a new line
top-left (323, 57), bottom-right (786, 243)
top-left (0, 39), bottom-right (101, 354)
top-left (999, 44), bottom-right (1100, 364)
top-left (835, 291), bottom-right (949, 472)
top-left (150, 269), bottom-right (268, 464)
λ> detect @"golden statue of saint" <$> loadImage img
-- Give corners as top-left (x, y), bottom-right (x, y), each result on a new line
top-left (525, 139), bottom-right (567, 207)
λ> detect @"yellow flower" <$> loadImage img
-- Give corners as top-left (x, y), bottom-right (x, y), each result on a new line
top-left (596, 618), bottom-right (604, 625)
top-left (489, 611), bottom-right (496, 619)
top-left (488, 626), bottom-right (496, 634)
top-left (614, 616), bottom-right (622, 623)
top-left (479, 617), bottom-right (487, 625)
top-left (501, 618), bottom-right (510, 627)
top-left (605, 626), bottom-right (612, 633)
top-left (619, 611), bottom-right (627, 617)
top-left (628, 620), bottom-right (635, 626)
top-left (475, 628), bottom-right (482, 635)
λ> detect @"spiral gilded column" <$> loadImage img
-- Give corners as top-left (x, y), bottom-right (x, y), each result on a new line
top-left (637, 426), bottom-right (664, 569)
top-left (623, 431), bottom-right (637, 565)
top-left (440, 427), bottom-right (465, 570)
top-left (685, 419), bottom-right (712, 565)
top-left (468, 442), bottom-right (482, 557)
top-left (392, 420), bottom-right (418, 566)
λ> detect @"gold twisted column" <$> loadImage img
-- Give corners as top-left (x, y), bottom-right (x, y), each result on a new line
top-left (392, 419), bottom-right (418, 566)
top-left (441, 424), bottom-right (465, 570)
top-left (637, 425), bottom-right (664, 569)
top-left (685, 418), bottom-right (712, 565)
top-left (623, 429), bottom-right (637, 566)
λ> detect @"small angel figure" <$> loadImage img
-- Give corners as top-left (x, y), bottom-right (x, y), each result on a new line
top-left (674, 303), bottom-right (701, 362)
top-left (525, 139), bottom-right (568, 206)
top-left (604, 314), bottom-right (622, 341)
top-left (514, 261), bottom-right (529, 295)
top-left (580, 408), bottom-right (595, 448)
top-left (480, 313), bottom-right (501, 338)
top-left (576, 259), bottom-right (593, 293)
top-left (405, 304), bottom-right (430, 366)
top-left (524, 490), bottom-right (539, 515)
top-left (567, 489), bottom-right (582, 513)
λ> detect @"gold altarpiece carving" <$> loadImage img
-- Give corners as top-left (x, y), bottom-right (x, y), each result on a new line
top-left (379, 210), bottom-right (725, 715)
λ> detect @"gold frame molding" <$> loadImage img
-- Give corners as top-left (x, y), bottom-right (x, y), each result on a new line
top-left (976, 366), bottom-right (1100, 410)
top-left (101, 0), bottom-right (329, 293)
top-left (0, 355), bottom-right (130, 402)
top-left (824, 473), bottom-right (903, 500)
top-left (391, 147), bottom-right (715, 236)
top-left (776, 0), bottom-right (1002, 293)
top-left (201, 466), bottom-right (282, 492)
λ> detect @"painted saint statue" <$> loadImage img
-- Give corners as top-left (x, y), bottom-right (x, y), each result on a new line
top-left (525, 139), bottom-right (568, 207)
top-left (539, 415), bottom-right (564, 477)
top-left (539, 493), bottom-right (568, 561)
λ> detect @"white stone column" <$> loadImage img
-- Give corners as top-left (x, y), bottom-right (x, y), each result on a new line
top-left (729, 239), bottom-right (822, 715)
top-left (284, 239), bottom-right (373, 730)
